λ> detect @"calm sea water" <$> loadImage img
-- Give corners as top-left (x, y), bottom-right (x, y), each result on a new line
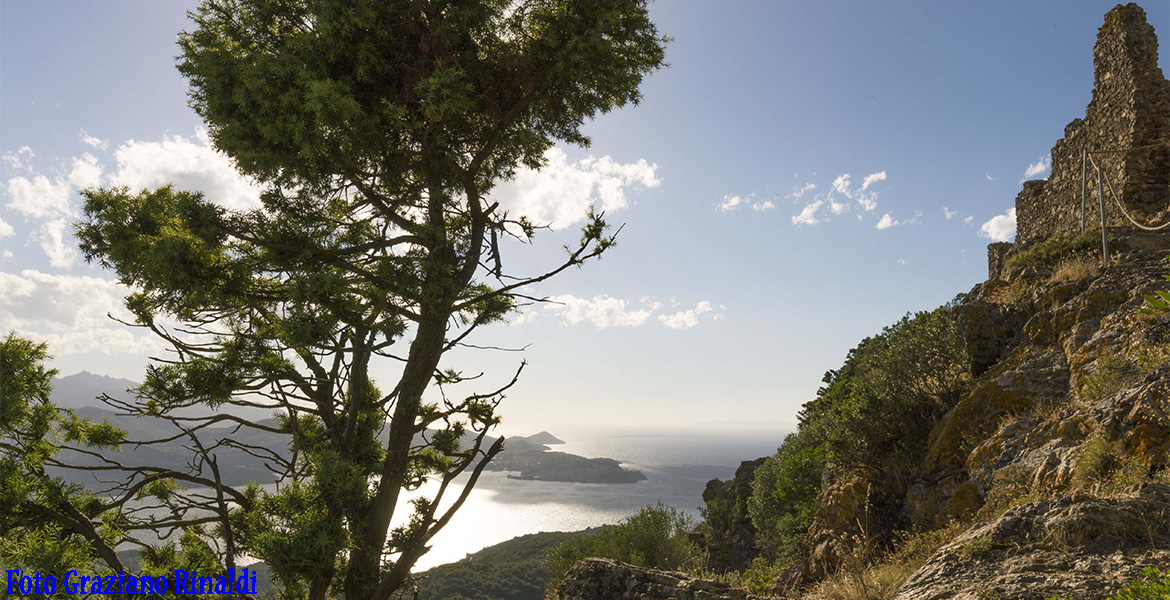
top-left (406, 427), bottom-right (786, 570)
top-left (126, 428), bottom-right (785, 572)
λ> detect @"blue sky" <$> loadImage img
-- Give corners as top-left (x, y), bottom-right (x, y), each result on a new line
top-left (2, 1), bottom-right (1167, 434)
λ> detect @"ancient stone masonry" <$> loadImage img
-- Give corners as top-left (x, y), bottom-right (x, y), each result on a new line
top-left (1011, 3), bottom-right (1169, 246)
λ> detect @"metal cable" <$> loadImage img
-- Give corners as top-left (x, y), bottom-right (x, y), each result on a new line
top-left (1087, 154), bottom-right (1170, 231)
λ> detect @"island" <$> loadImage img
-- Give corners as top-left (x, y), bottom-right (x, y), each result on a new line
top-left (484, 433), bottom-right (647, 484)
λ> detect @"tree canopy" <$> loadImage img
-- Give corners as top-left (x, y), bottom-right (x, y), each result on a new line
top-left (3, 2), bottom-right (667, 599)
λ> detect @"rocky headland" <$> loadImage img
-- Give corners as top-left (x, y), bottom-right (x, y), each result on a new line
top-left (558, 4), bottom-right (1170, 599)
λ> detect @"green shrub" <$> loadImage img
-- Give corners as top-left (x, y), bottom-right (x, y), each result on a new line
top-left (1109, 567), bottom-right (1170, 600)
top-left (798, 304), bottom-right (969, 479)
top-left (748, 434), bottom-right (824, 562)
top-left (545, 503), bottom-right (700, 595)
top-left (1002, 230), bottom-right (1100, 272)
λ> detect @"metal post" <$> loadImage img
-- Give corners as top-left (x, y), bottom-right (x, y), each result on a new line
top-left (1097, 164), bottom-right (1108, 266)
top-left (1080, 148), bottom-right (1086, 233)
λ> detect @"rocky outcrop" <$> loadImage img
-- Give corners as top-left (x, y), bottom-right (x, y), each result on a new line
top-left (699, 458), bottom-right (767, 573)
top-left (894, 484), bottom-right (1170, 600)
top-left (556, 559), bottom-right (765, 600)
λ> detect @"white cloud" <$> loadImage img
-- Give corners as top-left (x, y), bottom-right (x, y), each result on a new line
top-left (2, 250), bottom-right (12, 259)
top-left (1022, 155), bottom-right (1051, 180)
top-left (829, 199), bottom-right (848, 215)
top-left (861, 171), bottom-right (887, 191)
top-left (79, 130), bottom-right (109, 150)
top-left (492, 147), bottom-right (659, 230)
top-left (657, 301), bottom-right (713, 330)
top-left (719, 193), bottom-right (775, 213)
top-left (792, 199), bottom-right (824, 226)
top-left (787, 183), bottom-right (816, 201)
top-left (717, 194), bottom-right (746, 212)
top-left (985, 172), bottom-right (996, 182)
top-left (832, 174), bottom-right (852, 196)
top-left (38, 220), bottom-right (78, 268)
top-left (0, 217), bottom-right (13, 238)
top-left (68, 153), bottom-right (104, 189)
top-left (943, 207), bottom-right (958, 220)
top-left (2, 147), bottom-right (34, 171)
top-left (963, 216), bottom-right (974, 224)
top-left (109, 129), bottom-right (264, 211)
top-left (897, 259), bottom-right (907, 266)
top-left (6, 172), bottom-right (74, 220)
top-left (0, 269), bottom-right (161, 355)
top-left (875, 213), bottom-right (898, 230)
top-left (544, 294), bottom-right (653, 329)
top-left (979, 207), bottom-right (1016, 242)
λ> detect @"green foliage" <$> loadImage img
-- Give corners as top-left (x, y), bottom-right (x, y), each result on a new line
top-left (65, 2), bottom-right (668, 599)
top-left (748, 433), bottom-right (824, 563)
top-left (798, 305), bottom-right (969, 477)
top-left (416, 529), bottom-right (600, 600)
top-left (1072, 435), bottom-right (1151, 493)
top-left (1142, 257), bottom-right (1170, 314)
top-left (1080, 343), bottom-right (1170, 403)
top-left (1108, 568), bottom-right (1170, 600)
top-left (545, 503), bottom-right (700, 595)
top-left (735, 304), bottom-right (968, 565)
top-left (1002, 229), bottom-right (1100, 272)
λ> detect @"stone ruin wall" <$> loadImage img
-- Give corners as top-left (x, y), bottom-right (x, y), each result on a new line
top-left (1013, 3), bottom-right (1170, 243)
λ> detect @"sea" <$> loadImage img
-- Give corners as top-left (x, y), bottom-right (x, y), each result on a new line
top-left (121, 427), bottom-right (786, 572)
top-left (404, 427), bottom-right (786, 570)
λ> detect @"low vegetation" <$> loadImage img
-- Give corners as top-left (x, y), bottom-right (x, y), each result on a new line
top-left (544, 503), bottom-right (700, 596)
top-left (415, 530), bottom-right (602, 600)
top-left (744, 304), bottom-right (969, 575)
top-left (1002, 229), bottom-right (1101, 272)
top-left (1079, 342), bottom-right (1170, 403)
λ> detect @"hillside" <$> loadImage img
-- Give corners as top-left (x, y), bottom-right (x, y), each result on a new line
top-left (559, 4), bottom-right (1170, 599)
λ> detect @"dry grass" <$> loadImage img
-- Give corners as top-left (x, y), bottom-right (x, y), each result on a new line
top-left (1047, 253), bottom-right (1100, 283)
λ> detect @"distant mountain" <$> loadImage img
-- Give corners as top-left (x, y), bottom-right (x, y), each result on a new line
top-left (50, 371), bottom-right (139, 409)
top-left (521, 431), bottom-right (565, 446)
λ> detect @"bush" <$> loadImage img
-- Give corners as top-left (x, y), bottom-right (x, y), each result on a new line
top-left (748, 433), bottom-right (824, 563)
top-left (1109, 567), bottom-right (1170, 600)
top-left (1003, 230), bottom-right (1100, 272)
top-left (798, 305), bottom-right (969, 479)
top-left (544, 503), bottom-right (700, 595)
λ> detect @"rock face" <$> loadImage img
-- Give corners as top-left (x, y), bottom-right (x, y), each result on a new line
top-left (894, 484), bottom-right (1170, 600)
top-left (557, 559), bottom-right (766, 600)
top-left (699, 458), bottom-right (767, 573)
top-left (1013, 3), bottom-right (1170, 243)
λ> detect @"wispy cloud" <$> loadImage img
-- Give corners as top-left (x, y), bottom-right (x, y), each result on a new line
top-left (861, 171), bottom-right (887, 191)
top-left (787, 183), bottom-right (816, 201)
top-left (942, 207), bottom-right (958, 220)
top-left (79, 130), bottom-right (109, 150)
top-left (791, 199), bottom-right (824, 225)
top-left (658, 301), bottom-right (713, 330)
top-left (531, 295), bottom-right (721, 330)
top-left (979, 207), bottom-right (1016, 242)
top-left (718, 193), bottom-right (774, 213)
top-left (789, 170), bottom-right (887, 226)
top-left (1022, 155), bottom-right (1051, 181)
top-left (875, 213), bottom-right (898, 230)
top-left (985, 172), bottom-right (996, 182)
top-left (493, 147), bottom-right (659, 230)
